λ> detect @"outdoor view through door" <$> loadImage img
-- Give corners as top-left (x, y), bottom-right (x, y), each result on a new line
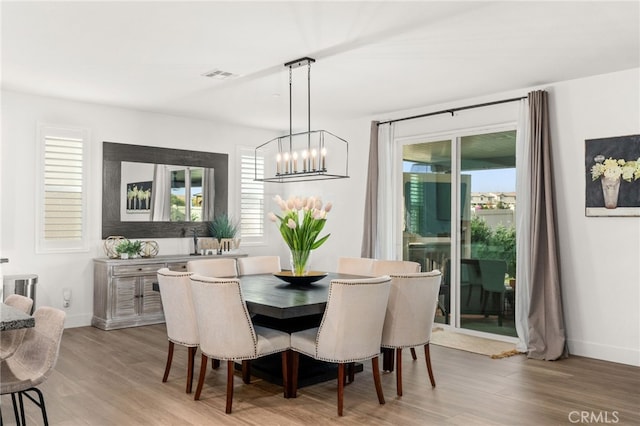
top-left (402, 130), bottom-right (516, 338)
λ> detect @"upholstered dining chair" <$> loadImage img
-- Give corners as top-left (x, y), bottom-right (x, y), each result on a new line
top-left (237, 256), bottom-right (281, 276)
top-left (0, 306), bottom-right (65, 426)
top-left (371, 260), bottom-right (421, 276)
top-left (0, 294), bottom-right (34, 360)
top-left (290, 276), bottom-right (391, 416)
top-left (189, 275), bottom-right (290, 414)
top-left (380, 271), bottom-right (442, 396)
top-left (187, 258), bottom-right (238, 277)
top-left (336, 257), bottom-right (375, 276)
top-left (156, 268), bottom-right (200, 394)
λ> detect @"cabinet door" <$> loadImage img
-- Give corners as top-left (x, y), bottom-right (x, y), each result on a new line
top-left (112, 277), bottom-right (138, 319)
top-left (140, 275), bottom-right (163, 316)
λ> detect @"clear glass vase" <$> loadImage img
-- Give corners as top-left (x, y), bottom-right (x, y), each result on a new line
top-left (289, 249), bottom-right (311, 276)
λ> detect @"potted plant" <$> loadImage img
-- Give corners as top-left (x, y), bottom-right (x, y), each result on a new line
top-left (115, 239), bottom-right (143, 259)
top-left (207, 214), bottom-right (240, 252)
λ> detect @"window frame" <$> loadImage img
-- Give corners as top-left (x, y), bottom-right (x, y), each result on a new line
top-left (237, 145), bottom-right (266, 246)
top-left (36, 123), bottom-right (90, 253)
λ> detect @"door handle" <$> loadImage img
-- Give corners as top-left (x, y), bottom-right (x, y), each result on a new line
top-left (0, 258), bottom-right (8, 264)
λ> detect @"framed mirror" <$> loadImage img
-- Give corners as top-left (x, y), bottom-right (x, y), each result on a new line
top-left (102, 142), bottom-right (228, 239)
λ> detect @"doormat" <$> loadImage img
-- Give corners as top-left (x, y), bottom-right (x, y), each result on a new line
top-left (430, 328), bottom-right (522, 359)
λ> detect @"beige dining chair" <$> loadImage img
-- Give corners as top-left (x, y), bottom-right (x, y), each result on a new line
top-left (156, 268), bottom-right (200, 394)
top-left (0, 294), bottom-right (34, 360)
top-left (336, 257), bottom-right (375, 276)
top-left (380, 271), bottom-right (442, 396)
top-left (189, 274), bottom-right (290, 414)
top-left (187, 258), bottom-right (238, 277)
top-left (290, 276), bottom-right (391, 416)
top-left (237, 256), bottom-right (281, 275)
top-left (371, 260), bottom-right (421, 276)
top-left (0, 306), bottom-right (65, 426)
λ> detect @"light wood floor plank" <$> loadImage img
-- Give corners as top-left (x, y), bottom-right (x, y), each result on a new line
top-left (1, 324), bottom-right (638, 425)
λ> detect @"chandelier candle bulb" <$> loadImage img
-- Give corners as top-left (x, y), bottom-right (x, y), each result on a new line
top-left (321, 147), bottom-right (327, 170)
top-left (302, 150), bottom-right (308, 172)
top-left (311, 149), bottom-right (317, 171)
top-left (276, 153), bottom-right (282, 175)
top-left (284, 152), bottom-right (290, 174)
top-left (292, 151), bottom-right (298, 173)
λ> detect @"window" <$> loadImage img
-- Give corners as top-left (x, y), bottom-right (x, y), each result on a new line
top-left (37, 124), bottom-right (89, 253)
top-left (238, 147), bottom-right (264, 243)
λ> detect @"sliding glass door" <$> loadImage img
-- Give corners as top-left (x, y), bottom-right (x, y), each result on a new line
top-left (402, 129), bottom-right (517, 337)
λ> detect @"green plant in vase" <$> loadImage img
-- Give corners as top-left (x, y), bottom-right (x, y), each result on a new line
top-left (115, 239), bottom-right (143, 259)
top-left (207, 214), bottom-right (240, 252)
top-left (268, 195), bottom-right (331, 276)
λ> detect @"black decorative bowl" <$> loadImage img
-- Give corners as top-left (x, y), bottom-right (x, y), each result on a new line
top-left (273, 271), bottom-right (328, 285)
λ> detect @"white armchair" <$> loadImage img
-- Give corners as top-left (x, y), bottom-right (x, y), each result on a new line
top-left (336, 257), bottom-right (375, 276)
top-left (371, 260), bottom-right (421, 276)
top-left (189, 275), bottom-right (290, 413)
top-left (290, 276), bottom-right (391, 416)
top-left (187, 258), bottom-right (238, 277)
top-left (156, 268), bottom-right (200, 393)
top-left (381, 271), bottom-right (442, 396)
top-left (237, 256), bottom-right (281, 275)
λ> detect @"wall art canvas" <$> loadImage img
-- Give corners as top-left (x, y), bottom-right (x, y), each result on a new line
top-left (585, 134), bottom-right (640, 217)
top-left (126, 181), bottom-right (153, 213)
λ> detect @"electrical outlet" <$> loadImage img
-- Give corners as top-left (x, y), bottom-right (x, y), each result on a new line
top-left (63, 288), bottom-right (71, 308)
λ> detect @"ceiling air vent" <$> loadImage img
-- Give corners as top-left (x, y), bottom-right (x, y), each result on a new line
top-left (202, 69), bottom-right (237, 80)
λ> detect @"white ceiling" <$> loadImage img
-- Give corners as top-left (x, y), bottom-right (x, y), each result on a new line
top-left (2, 1), bottom-right (638, 133)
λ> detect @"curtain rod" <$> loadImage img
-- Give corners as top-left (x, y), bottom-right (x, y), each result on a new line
top-left (377, 96), bottom-right (527, 126)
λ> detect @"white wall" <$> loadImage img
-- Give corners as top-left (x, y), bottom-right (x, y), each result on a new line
top-left (548, 69), bottom-right (639, 366)
top-left (2, 67), bottom-right (638, 366)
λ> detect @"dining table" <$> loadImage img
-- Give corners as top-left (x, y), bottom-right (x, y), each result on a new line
top-left (0, 302), bottom-right (35, 331)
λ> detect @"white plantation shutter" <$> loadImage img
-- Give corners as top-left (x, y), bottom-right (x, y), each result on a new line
top-left (37, 125), bottom-right (89, 252)
top-left (239, 148), bottom-right (264, 241)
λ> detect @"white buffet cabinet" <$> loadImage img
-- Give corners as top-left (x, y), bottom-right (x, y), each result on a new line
top-left (92, 253), bottom-right (247, 330)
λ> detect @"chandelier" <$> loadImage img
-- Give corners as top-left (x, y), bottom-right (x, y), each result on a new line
top-left (255, 57), bottom-right (349, 183)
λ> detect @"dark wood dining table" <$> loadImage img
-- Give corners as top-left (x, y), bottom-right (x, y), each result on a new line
top-left (0, 302), bottom-right (35, 331)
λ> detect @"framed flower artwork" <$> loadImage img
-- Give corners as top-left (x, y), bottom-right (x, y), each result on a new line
top-left (585, 134), bottom-right (640, 217)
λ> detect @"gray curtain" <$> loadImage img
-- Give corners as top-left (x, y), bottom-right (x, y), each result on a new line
top-left (361, 121), bottom-right (379, 258)
top-left (526, 90), bottom-right (568, 360)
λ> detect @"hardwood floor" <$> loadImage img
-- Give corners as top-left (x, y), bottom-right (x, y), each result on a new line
top-left (2, 324), bottom-right (638, 425)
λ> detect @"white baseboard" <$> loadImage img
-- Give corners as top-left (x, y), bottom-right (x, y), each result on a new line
top-left (568, 338), bottom-right (639, 367)
top-left (62, 313), bottom-right (93, 329)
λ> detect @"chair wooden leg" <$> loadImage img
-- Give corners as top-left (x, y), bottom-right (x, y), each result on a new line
top-left (212, 359), bottom-right (220, 369)
top-left (186, 346), bottom-right (196, 393)
top-left (347, 362), bottom-right (355, 383)
top-left (194, 354), bottom-right (208, 400)
top-left (291, 351), bottom-right (299, 398)
top-left (281, 351), bottom-right (289, 398)
top-left (162, 341), bottom-right (174, 382)
top-left (372, 356), bottom-right (385, 405)
top-left (337, 363), bottom-right (345, 416)
top-left (410, 347), bottom-right (417, 360)
top-left (242, 360), bottom-right (251, 384)
top-left (424, 344), bottom-right (436, 387)
top-left (396, 348), bottom-right (403, 396)
top-left (226, 360), bottom-right (235, 414)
